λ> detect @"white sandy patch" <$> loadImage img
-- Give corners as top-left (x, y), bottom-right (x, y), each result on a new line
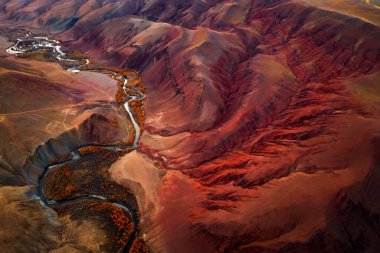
top-left (109, 150), bottom-right (163, 218)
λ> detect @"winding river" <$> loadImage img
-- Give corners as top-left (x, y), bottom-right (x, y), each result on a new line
top-left (6, 36), bottom-right (145, 147)
top-left (6, 34), bottom-right (145, 252)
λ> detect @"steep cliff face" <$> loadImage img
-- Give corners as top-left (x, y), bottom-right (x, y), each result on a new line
top-left (1, 0), bottom-right (380, 252)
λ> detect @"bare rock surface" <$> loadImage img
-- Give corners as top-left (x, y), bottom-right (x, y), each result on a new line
top-left (0, 0), bottom-right (380, 252)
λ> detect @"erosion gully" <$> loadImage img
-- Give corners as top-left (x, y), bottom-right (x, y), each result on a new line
top-left (6, 32), bottom-right (145, 252)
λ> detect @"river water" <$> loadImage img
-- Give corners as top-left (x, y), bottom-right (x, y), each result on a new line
top-left (5, 34), bottom-right (145, 252)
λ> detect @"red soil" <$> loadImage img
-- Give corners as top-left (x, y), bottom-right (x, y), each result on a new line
top-left (1, 0), bottom-right (380, 252)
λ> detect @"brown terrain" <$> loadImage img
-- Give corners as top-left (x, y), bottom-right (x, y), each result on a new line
top-left (1, 0), bottom-right (380, 253)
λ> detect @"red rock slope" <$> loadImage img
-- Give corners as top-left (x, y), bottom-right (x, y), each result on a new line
top-left (1, 0), bottom-right (380, 252)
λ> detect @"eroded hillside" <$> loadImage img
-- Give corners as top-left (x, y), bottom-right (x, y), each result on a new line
top-left (0, 0), bottom-right (380, 252)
